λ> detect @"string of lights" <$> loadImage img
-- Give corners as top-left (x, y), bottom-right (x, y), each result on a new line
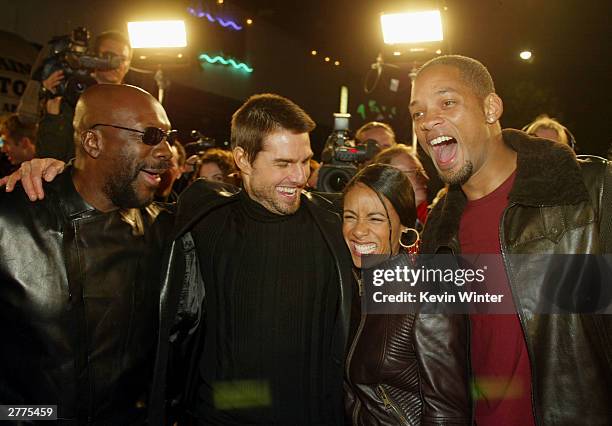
top-left (187, 6), bottom-right (244, 30)
top-left (199, 53), bottom-right (253, 73)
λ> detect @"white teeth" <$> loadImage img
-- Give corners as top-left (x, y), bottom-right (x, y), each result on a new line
top-left (429, 135), bottom-right (454, 146)
top-left (277, 186), bottom-right (297, 195)
top-left (354, 243), bottom-right (376, 254)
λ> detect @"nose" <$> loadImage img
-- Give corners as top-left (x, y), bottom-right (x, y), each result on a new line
top-left (420, 110), bottom-right (443, 132)
top-left (351, 219), bottom-right (370, 238)
top-left (151, 140), bottom-right (173, 161)
top-left (289, 162), bottom-right (308, 185)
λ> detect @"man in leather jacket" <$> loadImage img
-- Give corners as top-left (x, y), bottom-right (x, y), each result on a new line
top-left (149, 94), bottom-right (353, 425)
top-left (412, 55), bottom-right (612, 425)
top-left (0, 84), bottom-right (174, 424)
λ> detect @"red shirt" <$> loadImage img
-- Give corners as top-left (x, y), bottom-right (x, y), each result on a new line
top-left (458, 172), bottom-right (535, 426)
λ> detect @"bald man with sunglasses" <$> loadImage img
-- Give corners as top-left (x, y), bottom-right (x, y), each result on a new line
top-left (0, 84), bottom-right (175, 425)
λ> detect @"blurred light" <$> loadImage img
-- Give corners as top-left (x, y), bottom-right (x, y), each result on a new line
top-left (393, 51), bottom-right (401, 56)
top-left (520, 50), bottom-right (532, 60)
top-left (324, 57), bottom-right (330, 62)
top-left (139, 55), bottom-right (147, 60)
top-left (186, 7), bottom-right (243, 30)
top-left (410, 47), bottom-right (425, 52)
top-left (311, 50), bottom-right (317, 55)
top-left (199, 53), bottom-right (253, 72)
top-left (436, 49), bottom-right (442, 54)
top-left (177, 53), bottom-right (183, 58)
top-left (246, 18), bottom-right (253, 25)
top-left (381, 10), bottom-right (443, 44)
top-left (334, 60), bottom-right (340, 66)
top-left (128, 21), bottom-right (187, 48)
top-left (217, 0), bottom-right (224, 4)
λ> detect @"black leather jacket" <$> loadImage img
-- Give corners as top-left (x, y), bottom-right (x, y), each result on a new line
top-left (0, 170), bottom-right (172, 425)
top-left (422, 130), bottom-right (612, 425)
top-left (148, 180), bottom-right (354, 425)
top-left (345, 253), bottom-right (470, 426)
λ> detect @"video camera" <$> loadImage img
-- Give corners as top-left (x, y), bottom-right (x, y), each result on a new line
top-left (34, 27), bottom-right (122, 106)
top-left (317, 113), bottom-right (379, 192)
top-left (184, 130), bottom-right (229, 157)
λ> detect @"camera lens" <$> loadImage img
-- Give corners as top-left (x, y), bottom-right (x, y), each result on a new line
top-left (317, 165), bottom-right (357, 193)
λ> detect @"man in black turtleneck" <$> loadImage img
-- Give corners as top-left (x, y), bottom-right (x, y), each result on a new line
top-left (150, 94), bottom-right (353, 425)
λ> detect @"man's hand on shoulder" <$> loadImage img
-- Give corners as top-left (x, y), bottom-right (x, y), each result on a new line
top-left (0, 158), bottom-right (66, 201)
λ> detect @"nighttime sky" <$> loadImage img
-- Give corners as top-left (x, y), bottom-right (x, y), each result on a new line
top-left (235, 0), bottom-right (612, 155)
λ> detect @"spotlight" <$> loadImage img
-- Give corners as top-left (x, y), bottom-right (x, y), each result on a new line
top-left (127, 20), bottom-right (187, 48)
top-left (311, 50), bottom-right (317, 55)
top-left (246, 18), bottom-right (253, 25)
top-left (380, 10), bottom-right (443, 45)
top-left (324, 57), bottom-right (330, 62)
top-left (520, 50), bottom-right (532, 60)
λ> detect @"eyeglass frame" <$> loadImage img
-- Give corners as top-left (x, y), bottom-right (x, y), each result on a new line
top-left (88, 123), bottom-right (177, 146)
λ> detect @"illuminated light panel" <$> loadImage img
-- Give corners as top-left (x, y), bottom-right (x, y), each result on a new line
top-left (520, 50), bottom-right (532, 60)
top-left (199, 53), bottom-right (253, 72)
top-left (381, 10), bottom-right (443, 44)
top-left (187, 7), bottom-right (243, 30)
top-left (128, 21), bottom-right (187, 48)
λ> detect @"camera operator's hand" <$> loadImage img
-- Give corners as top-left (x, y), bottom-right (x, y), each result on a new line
top-left (46, 97), bottom-right (63, 115)
top-left (0, 158), bottom-right (66, 201)
top-left (42, 70), bottom-right (64, 94)
top-left (42, 71), bottom-right (65, 115)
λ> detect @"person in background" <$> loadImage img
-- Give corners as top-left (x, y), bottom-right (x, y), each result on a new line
top-left (355, 121), bottom-right (397, 149)
top-left (37, 31), bottom-right (132, 162)
top-left (0, 113), bottom-right (37, 170)
top-left (342, 164), bottom-right (469, 425)
top-left (523, 114), bottom-right (576, 150)
top-left (195, 147), bottom-right (239, 185)
top-left (306, 158), bottom-right (320, 190)
top-left (372, 144), bottom-right (429, 229)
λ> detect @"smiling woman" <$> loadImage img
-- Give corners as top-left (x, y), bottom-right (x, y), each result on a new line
top-left (342, 164), bottom-right (470, 425)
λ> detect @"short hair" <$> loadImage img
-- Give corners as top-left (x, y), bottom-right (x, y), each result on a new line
top-left (371, 144), bottom-right (429, 179)
top-left (355, 121), bottom-right (395, 143)
top-left (344, 163), bottom-right (416, 228)
top-left (523, 114), bottom-right (569, 146)
top-left (417, 55), bottom-right (495, 100)
top-left (200, 148), bottom-right (237, 177)
top-left (231, 93), bottom-right (316, 163)
top-left (0, 114), bottom-right (37, 144)
top-left (93, 31), bottom-right (132, 57)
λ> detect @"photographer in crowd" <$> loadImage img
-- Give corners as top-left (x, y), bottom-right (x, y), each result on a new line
top-left (37, 31), bottom-right (132, 162)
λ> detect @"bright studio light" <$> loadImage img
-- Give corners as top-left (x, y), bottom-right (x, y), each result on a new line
top-left (381, 10), bottom-right (443, 45)
top-left (127, 20), bottom-right (187, 48)
top-left (520, 50), bottom-right (532, 60)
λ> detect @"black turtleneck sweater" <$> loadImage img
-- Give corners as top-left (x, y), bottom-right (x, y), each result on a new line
top-left (192, 190), bottom-right (339, 425)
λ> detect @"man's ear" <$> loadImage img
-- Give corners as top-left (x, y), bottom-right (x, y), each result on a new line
top-left (484, 93), bottom-right (503, 124)
top-left (81, 130), bottom-right (102, 158)
top-left (233, 147), bottom-right (252, 175)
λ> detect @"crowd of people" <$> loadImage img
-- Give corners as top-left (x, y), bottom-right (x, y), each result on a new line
top-left (0, 32), bottom-right (611, 426)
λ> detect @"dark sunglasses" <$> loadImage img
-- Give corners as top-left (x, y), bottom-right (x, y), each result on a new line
top-left (90, 123), bottom-right (177, 146)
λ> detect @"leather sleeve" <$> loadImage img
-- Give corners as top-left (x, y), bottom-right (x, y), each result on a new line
top-left (414, 314), bottom-right (471, 425)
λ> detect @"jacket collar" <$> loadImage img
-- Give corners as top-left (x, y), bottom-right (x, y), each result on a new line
top-left (422, 129), bottom-right (590, 253)
top-left (50, 167), bottom-right (97, 219)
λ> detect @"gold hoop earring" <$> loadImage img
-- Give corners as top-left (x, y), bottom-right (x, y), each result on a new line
top-left (399, 227), bottom-right (420, 249)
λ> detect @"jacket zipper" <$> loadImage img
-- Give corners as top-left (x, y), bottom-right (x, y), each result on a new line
top-left (376, 384), bottom-right (410, 426)
top-left (346, 310), bottom-right (367, 424)
top-left (499, 203), bottom-right (540, 426)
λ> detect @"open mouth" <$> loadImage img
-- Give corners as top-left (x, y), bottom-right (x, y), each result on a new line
top-left (140, 169), bottom-right (163, 185)
top-left (429, 135), bottom-right (458, 168)
top-left (352, 242), bottom-right (377, 256)
top-left (276, 186), bottom-right (299, 199)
